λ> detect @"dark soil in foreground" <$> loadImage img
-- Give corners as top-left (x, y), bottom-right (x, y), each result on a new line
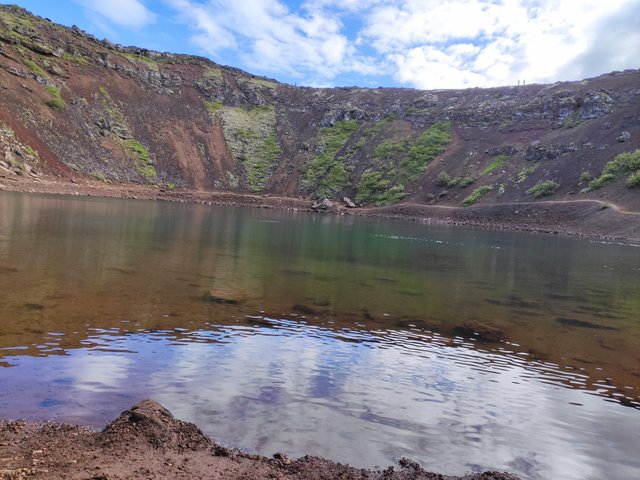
top-left (0, 400), bottom-right (519, 480)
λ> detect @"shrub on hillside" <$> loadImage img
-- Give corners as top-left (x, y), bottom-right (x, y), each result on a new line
top-left (527, 180), bottom-right (559, 198)
top-left (589, 150), bottom-right (640, 190)
top-left (435, 171), bottom-right (451, 186)
top-left (462, 185), bottom-right (493, 206)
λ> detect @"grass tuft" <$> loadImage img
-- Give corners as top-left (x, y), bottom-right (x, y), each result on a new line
top-left (527, 180), bottom-right (559, 198)
top-left (398, 121), bottom-right (451, 183)
top-left (462, 185), bottom-right (493, 206)
top-left (589, 150), bottom-right (640, 190)
top-left (45, 85), bottom-right (65, 111)
top-left (482, 154), bottom-right (509, 175)
top-left (23, 59), bottom-right (45, 76)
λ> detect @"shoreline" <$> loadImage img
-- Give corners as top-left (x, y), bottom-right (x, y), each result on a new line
top-left (0, 400), bottom-right (519, 480)
top-left (2, 176), bottom-right (639, 243)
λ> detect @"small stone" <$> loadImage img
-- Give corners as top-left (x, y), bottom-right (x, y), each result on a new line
top-left (617, 131), bottom-right (631, 142)
top-left (311, 198), bottom-right (333, 212)
top-left (342, 197), bottom-right (356, 208)
top-left (273, 452), bottom-right (291, 465)
top-left (292, 304), bottom-right (316, 315)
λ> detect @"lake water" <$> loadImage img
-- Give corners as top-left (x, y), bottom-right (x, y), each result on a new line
top-left (0, 191), bottom-right (639, 480)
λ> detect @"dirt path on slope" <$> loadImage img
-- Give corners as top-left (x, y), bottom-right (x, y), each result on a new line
top-left (367, 199), bottom-right (640, 242)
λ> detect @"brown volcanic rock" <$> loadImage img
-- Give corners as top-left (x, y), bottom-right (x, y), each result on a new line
top-left (99, 399), bottom-right (213, 452)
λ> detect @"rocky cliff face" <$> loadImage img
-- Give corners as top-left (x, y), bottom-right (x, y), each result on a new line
top-left (1, 5), bottom-right (639, 210)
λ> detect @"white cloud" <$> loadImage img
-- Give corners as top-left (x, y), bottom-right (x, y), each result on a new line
top-left (361, 0), bottom-right (640, 89)
top-left (363, 0), bottom-right (510, 52)
top-left (74, 0), bottom-right (156, 29)
top-left (166, 0), bottom-right (639, 89)
top-left (167, 0), bottom-right (378, 85)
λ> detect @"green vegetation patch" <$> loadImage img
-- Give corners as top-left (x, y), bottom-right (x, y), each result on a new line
top-left (94, 87), bottom-right (156, 181)
top-left (242, 77), bottom-right (278, 90)
top-left (98, 87), bottom-right (134, 139)
top-left (252, 132), bottom-right (281, 189)
top-left (120, 52), bottom-right (159, 71)
top-left (435, 171), bottom-right (466, 189)
top-left (23, 59), bottom-right (45, 77)
top-left (589, 150), bottom-right (640, 190)
top-left (579, 171), bottom-right (593, 184)
top-left (516, 164), bottom-right (538, 184)
top-left (221, 105), bottom-right (281, 191)
top-left (45, 85), bottom-right (65, 111)
top-left (204, 100), bottom-right (224, 117)
top-left (458, 175), bottom-right (476, 188)
top-left (123, 138), bottom-right (156, 178)
top-left (23, 145), bottom-right (38, 158)
top-left (89, 171), bottom-right (110, 183)
top-left (356, 171), bottom-right (408, 206)
top-left (353, 121), bottom-right (451, 206)
top-left (374, 139), bottom-right (407, 160)
top-left (123, 138), bottom-right (150, 164)
top-left (462, 185), bottom-right (493, 206)
top-left (627, 172), bottom-right (640, 188)
top-left (436, 171), bottom-right (451, 187)
top-left (366, 115), bottom-right (393, 136)
top-left (202, 65), bottom-right (223, 79)
top-left (398, 121), bottom-right (451, 183)
top-left (300, 120), bottom-right (359, 197)
top-left (353, 171), bottom-right (405, 205)
top-left (61, 52), bottom-right (90, 66)
top-left (0, 9), bottom-right (34, 28)
top-left (355, 171), bottom-right (388, 204)
top-left (482, 154), bottom-right (509, 175)
top-left (527, 180), bottom-right (559, 198)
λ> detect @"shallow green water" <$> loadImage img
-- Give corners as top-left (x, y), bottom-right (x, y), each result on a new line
top-left (0, 192), bottom-right (639, 480)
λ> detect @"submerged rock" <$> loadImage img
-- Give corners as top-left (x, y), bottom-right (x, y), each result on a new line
top-left (396, 318), bottom-right (442, 331)
top-left (455, 320), bottom-right (505, 342)
top-left (293, 304), bottom-right (317, 315)
top-left (200, 292), bottom-right (240, 304)
top-left (23, 303), bottom-right (44, 310)
top-left (556, 317), bottom-right (617, 331)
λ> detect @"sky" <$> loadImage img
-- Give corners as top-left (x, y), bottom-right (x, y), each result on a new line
top-left (4, 0), bottom-right (640, 89)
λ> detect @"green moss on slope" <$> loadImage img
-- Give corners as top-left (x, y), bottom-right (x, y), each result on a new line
top-left (589, 150), bottom-right (640, 190)
top-left (221, 105), bottom-right (281, 191)
top-left (300, 120), bottom-right (359, 197)
top-left (354, 121), bottom-right (451, 206)
top-left (398, 121), bottom-right (451, 183)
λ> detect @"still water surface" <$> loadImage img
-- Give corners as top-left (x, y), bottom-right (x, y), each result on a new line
top-left (1, 192), bottom-right (639, 480)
